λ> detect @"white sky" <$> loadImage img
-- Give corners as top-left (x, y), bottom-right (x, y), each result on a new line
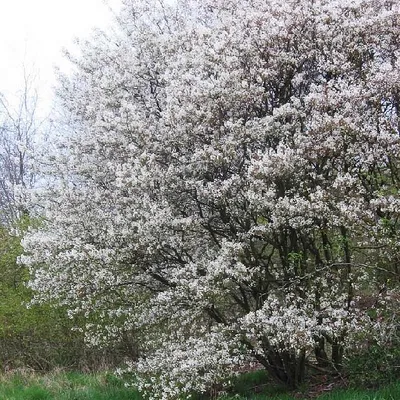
top-left (0, 0), bottom-right (121, 114)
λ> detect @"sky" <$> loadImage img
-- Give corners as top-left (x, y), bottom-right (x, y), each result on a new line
top-left (0, 0), bottom-right (121, 114)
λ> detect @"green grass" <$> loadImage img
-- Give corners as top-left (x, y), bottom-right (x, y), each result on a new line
top-left (218, 370), bottom-right (400, 400)
top-left (315, 384), bottom-right (400, 400)
top-left (0, 370), bottom-right (140, 400)
top-left (220, 385), bottom-right (400, 400)
top-left (0, 370), bottom-right (398, 400)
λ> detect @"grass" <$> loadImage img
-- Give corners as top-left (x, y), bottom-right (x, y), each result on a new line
top-left (219, 385), bottom-right (400, 400)
top-left (0, 370), bottom-right (398, 400)
top-left (0, 370), bottom-right (140, 400)
top-left (216, 369), bottom-right (400, 400)
top-left (219, 377), bottom-right (400, 400)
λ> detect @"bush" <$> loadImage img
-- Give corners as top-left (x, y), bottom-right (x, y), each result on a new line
top-left (345, 341), bottom-right (400, 388)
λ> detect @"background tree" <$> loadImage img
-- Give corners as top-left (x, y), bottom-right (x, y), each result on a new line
top-left (22, 0), bottom-right (400, 397)
top-left (0, 68), bottom-right (38, 225)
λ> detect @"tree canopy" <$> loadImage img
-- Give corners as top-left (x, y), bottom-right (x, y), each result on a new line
top-left (22, 0), bottom-right (400, 398)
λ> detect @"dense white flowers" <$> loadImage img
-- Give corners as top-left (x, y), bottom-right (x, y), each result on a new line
top-left (21, 0), bottom-right (400, 398)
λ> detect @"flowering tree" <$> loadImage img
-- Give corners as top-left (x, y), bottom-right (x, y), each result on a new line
top-left (22, 0), bottom-right (400, 397)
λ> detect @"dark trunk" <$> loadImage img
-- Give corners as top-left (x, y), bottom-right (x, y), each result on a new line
top-left (332, 340), bottom-right (344, 371)
top-left (255, 348), bottom-right (306, 389)
top-left (314, 336), bottom-right (330, 367)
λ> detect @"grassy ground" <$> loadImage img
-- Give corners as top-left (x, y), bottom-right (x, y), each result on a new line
top-left (0, 370), bottom-right (398, 400)
top-left (0, 370), bottom-right (140, 400)
top-left (219, 369), bottom-right (400, 400)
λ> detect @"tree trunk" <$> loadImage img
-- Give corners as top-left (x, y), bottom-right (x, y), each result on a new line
top-left (256, 349), bottom-right (306, 389)
top-left (332, 340), bottom-right (344, 371)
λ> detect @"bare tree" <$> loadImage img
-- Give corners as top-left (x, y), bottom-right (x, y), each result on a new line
top-left (0, 68), bottom-right (38, 225)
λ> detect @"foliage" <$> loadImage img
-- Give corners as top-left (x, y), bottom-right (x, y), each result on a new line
top-left (22, 0), bottom-right (400, 398)
top-left (344, 280), bottom-right (400, 387)
top-left (345, 342), bottom-right (400, 388)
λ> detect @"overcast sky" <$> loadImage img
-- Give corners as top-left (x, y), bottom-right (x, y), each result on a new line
top-left (0, 0), bottom-right (121, 113)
